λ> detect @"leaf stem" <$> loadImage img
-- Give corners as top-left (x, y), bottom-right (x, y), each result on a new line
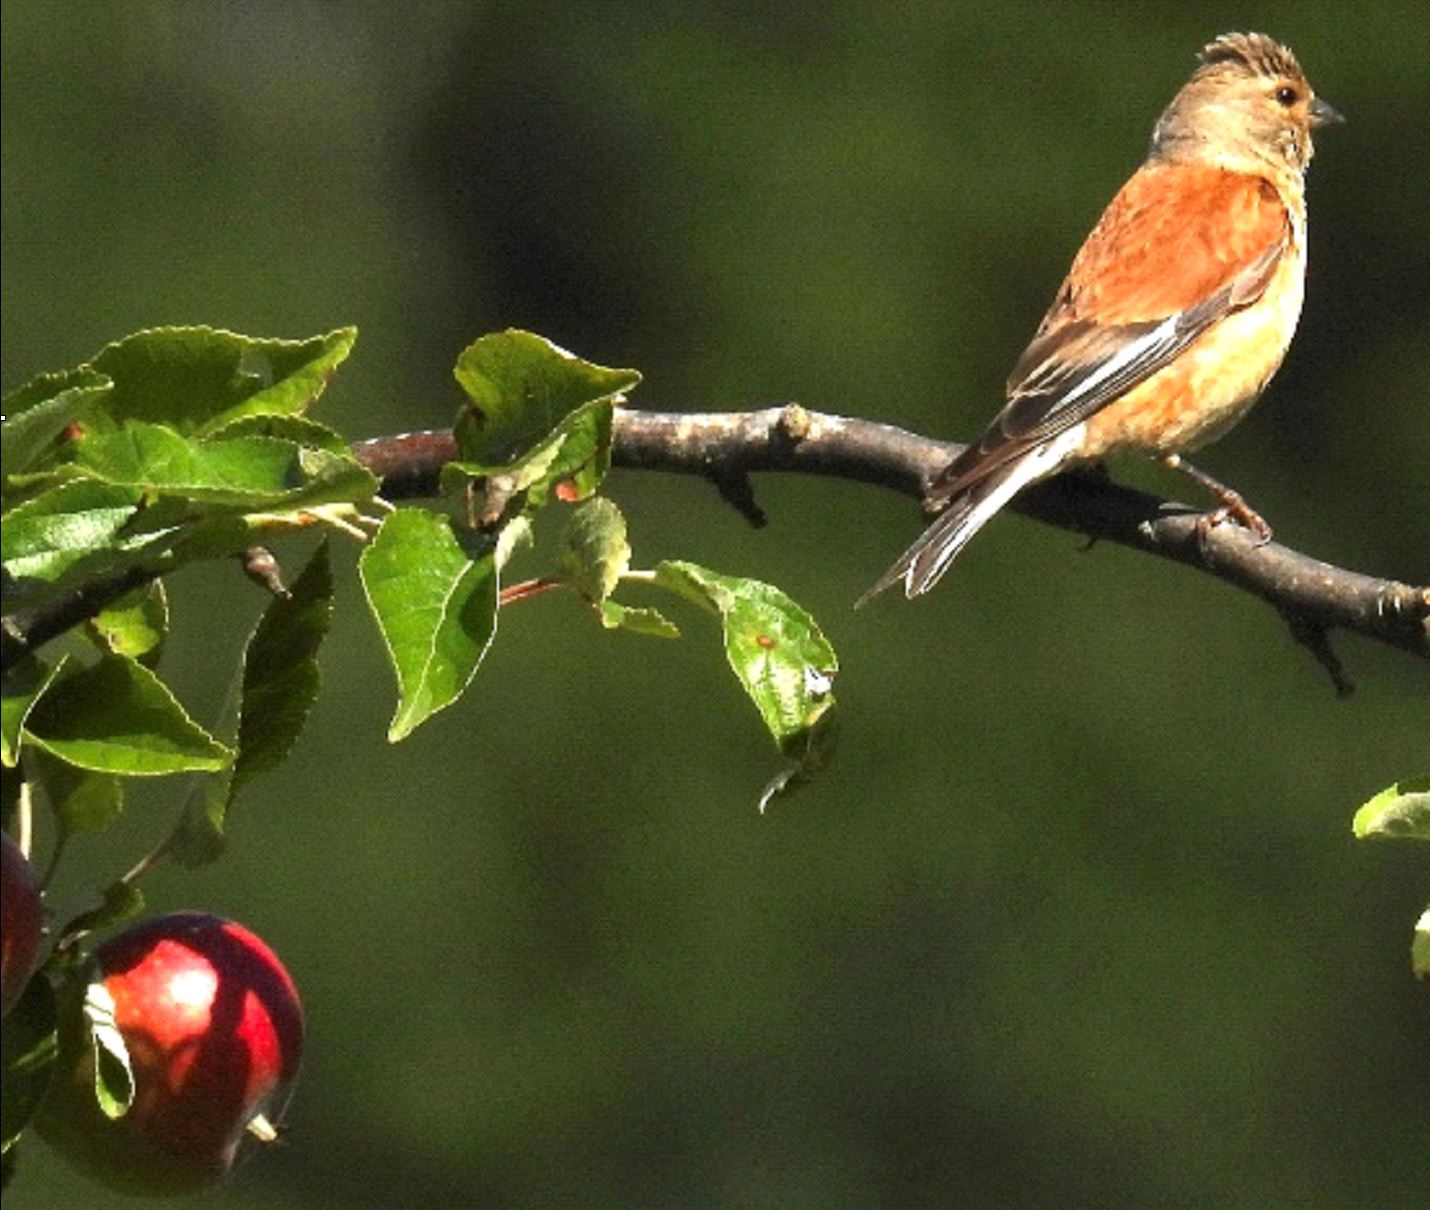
top-left (498, 576), bottom-right (565, 607)
top-left (119, 833), bottom-right (171, 887)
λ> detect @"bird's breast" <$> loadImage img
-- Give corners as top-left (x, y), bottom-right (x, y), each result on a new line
top-left (1077, 239), bottom-right (1307, 458)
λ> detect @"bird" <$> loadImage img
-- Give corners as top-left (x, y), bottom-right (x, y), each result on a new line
top-left (862, 32), bottom-right (1341, 604)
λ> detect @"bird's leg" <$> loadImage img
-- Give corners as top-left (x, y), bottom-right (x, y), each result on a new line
top-left (1163, 454), bottom-right (1273, 544)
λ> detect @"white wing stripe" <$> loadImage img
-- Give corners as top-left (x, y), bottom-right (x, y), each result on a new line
top-left (1049, 313), bottom-right (1182, 412)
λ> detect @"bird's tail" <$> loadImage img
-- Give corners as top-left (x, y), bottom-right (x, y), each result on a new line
top-left (857, 429), bottom-right (1082, 605)
top-left (856, 474), bottom-right (1015, 605)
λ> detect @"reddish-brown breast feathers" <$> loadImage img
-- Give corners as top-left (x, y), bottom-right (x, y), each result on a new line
top-left (1037, 162), bottom-right (1289, 329)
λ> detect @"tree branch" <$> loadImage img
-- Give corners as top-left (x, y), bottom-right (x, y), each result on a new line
top-left (611, 406), bottom-right (1430, 670)
top-left (4, 407), bottom-right (1426, 679)
top-left (346, 408), bottom-right (1428, 677)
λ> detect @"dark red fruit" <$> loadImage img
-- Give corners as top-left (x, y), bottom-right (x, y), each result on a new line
top-left (37, 912), bottom-right (303, 1196)
top-left (1, 830), bottom-right (45, 1018)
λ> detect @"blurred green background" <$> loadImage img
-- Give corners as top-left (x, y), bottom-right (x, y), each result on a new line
top-left (4, 2), bottom-right (1427, 1206)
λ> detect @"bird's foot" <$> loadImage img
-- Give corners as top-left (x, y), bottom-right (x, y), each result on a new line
top-left (1164, 454), bottom-right (1273, 545)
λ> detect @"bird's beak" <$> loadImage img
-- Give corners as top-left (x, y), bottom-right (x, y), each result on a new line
top-left (1309, 96), bottom-right (1344, 127)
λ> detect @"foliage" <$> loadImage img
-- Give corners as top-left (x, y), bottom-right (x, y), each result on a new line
top-left (2, 323), bottom-right (1420, 1201)
top-left (1352, 775), bottom-right (1430, 980)
top-left (0, 326), bottom-right (841, 1186)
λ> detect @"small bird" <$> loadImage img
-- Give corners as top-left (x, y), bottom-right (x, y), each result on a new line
top-left (863, 32), bottom-right (1340, 602)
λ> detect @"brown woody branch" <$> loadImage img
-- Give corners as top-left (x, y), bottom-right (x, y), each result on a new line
top-left (607, 407), bottom-right (1430, 673)
top-left (3, 407), bottom-right (1426, 679)
top-left (352, 409), bottom-right (1429, 671)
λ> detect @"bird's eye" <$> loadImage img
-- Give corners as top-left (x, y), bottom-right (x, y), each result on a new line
top-left (1274, 85), bottom-right (1299, 106)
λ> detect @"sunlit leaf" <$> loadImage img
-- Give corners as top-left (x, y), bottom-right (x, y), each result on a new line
top-left (441, 397), bottom-right (614, 511)
top-left (494, 514), bottom-right (533, 571)
top-left (1, 654), bottom-right (68, 769)
top-left (1353, 776), bottom-right (1430, 842)
top-left (81, 980), bottom-right (133, 1119)
top-left (202, 411), bottom-right (353, 453)
top-left (360, 509), bottom-right (498, 742)
top-left (0, 367), bottom-right (112, 480)
top-left (652, 561), bottom-right (838, 810)
top-left (68, 422), bottom-right (378, 510)
top-left (452, 329), bottom-right (637, 467)
top-left (654, 561), bottom-right (838, 748)
top-left (1, 480), bottom-right (143, 588)
top-left (597, 600), bottom-right (681, 638)
top-left (84, 325), bottom-right (356, 436)
top-left (171, 543), bottom-right (335, 867)
top-left (23, 655), bottom-right (231, 776)
top-left (87, 581), bottom-right (168, 665)
top-left (559, 497), bottom-right (631, 603)
top-left (27, 747), bottom-right (124, 833)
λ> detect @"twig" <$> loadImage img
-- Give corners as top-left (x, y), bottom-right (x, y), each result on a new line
top-left (3, 410), bottom-right (1426, 673)
top-left (1280, 611), bottom-right (1356, 698)
top-left (353, 410), bottom-right (1430, 667)
top-left (499, 576), bottom-right (564, 607)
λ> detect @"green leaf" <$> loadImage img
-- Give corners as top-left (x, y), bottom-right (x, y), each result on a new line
top-left (559, 497), bottom-right (631, 603)
top-left (441, 396), bottom-right (614, 511)
top-left (68, 422), bottom-right (378, 510)
top-left (84, 325), bottom-right (356, 436)
top-left (1, 655), bottom-right (68, 769)
top-left (1, 971), bottom-right (57, 1151)
top-left (203, 411), bottom-right (353, 454)
top-left (495, 513), bottom-right (534, 570)
top-left (653, 561), bottom-right (838, 811)
top-left (171, 543), bottom-right (335, 868)
top-left (654, 561), bottom-right (839, 749)
top-left (87, 581), bottom-right (168, 665)
top-left (1, 480), bottom-right (143, 588)
top-left (27, 748), bottom-right (124, 833)
top-left (81, 980), bottom-right (134, 1119)
top-left (23, 655), bottom-right (231, 776)
top-left (452, 329), bottom-right (638, 466)
top-left (360, 509), bottom-right (499, 742)
top-left (169, 776), bottom-right (230, 869)
top-left (233, 541), bottom-right (334, 792)
top-left (0, 367), bottom-right (112, 480)
top-left (1352, 775), bottom-right (1430, 841)
top-left (558, 499), bottom-right (680, 637)
top-left (522, 396), bottom-right (613, 506)
top-left (597, 599), bottom-right (681, 638)
top-left (1, 365), bottom-right (106, 422)
top-left (1414, 907), bottom-right (1429, 983)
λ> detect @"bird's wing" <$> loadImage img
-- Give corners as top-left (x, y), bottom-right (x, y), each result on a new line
top-left (930, 162), bottom-right (1290, 501)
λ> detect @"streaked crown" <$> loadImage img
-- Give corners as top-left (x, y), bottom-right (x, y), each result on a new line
top-left (1151, 32), bottom-right (1340, 175)
top-left (1198, 32), bottom-right (1306, 81)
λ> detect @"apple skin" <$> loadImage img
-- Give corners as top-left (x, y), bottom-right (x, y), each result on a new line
top-left (1, 829), bottom-right (46, 1018)
top-left (37, 912), bottom-right (304, 1196)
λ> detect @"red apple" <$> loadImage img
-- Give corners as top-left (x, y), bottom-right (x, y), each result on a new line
top-left (37, 912), bottom-right (304, 1196)
top-left (1, 829), bottom-right (45, 1018)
